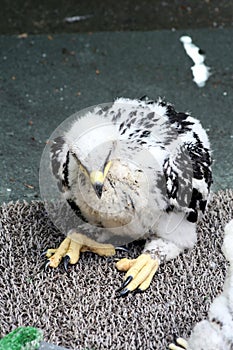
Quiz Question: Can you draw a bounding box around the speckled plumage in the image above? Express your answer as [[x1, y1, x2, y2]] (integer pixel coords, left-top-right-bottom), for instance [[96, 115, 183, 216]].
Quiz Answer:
[[51, 97, 212, 261]]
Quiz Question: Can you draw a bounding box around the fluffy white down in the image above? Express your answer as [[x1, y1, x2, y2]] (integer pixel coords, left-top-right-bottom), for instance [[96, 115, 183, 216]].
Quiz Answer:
[[172, 220, 233, 350]]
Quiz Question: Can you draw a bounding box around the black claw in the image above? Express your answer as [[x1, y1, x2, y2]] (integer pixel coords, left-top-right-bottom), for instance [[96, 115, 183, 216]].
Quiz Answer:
[[172, 334, 179, 342], [119, 288, 129, 297], [106, 256, 120, 263], [132, 288, 143, 295], [116, 275, 133, 292], [115, 246, 129, 253], [63, 255, 70, 272], [121, 275, 133, 288], [40, 250, 48, 258], [42, 260, 51, 272]]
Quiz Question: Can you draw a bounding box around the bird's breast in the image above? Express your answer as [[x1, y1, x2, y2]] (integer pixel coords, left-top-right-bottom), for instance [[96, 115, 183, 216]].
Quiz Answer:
[[72, 161, 154, 236]]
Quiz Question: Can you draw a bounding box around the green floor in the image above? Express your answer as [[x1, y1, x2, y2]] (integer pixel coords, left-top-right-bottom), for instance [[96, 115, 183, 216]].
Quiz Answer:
[[0, 28, 232, 202]]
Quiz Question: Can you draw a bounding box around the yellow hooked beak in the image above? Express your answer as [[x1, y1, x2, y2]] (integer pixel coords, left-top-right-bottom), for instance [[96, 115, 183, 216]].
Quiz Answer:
[[90, 161, 112, 199], [90, 171, 104, 198]]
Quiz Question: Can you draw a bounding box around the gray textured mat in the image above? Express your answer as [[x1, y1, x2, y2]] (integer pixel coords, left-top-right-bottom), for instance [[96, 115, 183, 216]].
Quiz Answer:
[[0, 190, 232, 349]]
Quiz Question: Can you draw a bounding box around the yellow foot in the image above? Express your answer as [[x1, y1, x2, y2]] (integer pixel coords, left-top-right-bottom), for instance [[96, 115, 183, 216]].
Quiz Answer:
[[116, 253, 159, 296], [168, 338, 188, 350], [44, 231, 116, 269]]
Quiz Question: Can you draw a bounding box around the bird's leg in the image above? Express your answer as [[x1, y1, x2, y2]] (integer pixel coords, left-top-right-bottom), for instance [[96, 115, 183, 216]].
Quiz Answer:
[[44, 230, 116, 269], [116, 237, 182, 296]]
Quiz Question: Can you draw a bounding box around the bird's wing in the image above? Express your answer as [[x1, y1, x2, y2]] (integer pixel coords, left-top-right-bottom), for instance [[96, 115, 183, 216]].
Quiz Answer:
[[162, 135, 212, 223], [154, 102, 213, 223], [185, 131, 212, 222]]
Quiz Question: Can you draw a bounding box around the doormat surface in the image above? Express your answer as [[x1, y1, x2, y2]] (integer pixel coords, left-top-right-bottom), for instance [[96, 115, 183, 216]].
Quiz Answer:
[[0, 190, 232, 349]]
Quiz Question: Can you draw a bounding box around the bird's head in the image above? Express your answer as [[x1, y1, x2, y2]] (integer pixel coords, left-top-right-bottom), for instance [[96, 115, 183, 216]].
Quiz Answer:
[[70, 141, 116, 199]]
